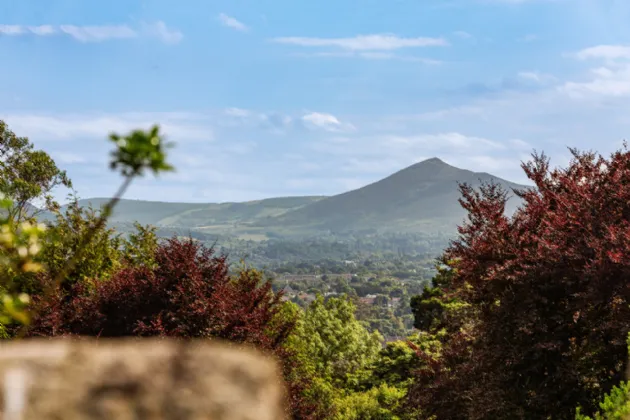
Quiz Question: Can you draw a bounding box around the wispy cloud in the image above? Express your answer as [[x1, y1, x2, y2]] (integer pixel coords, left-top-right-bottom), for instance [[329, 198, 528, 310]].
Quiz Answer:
[[301, 112, 355, 132], [271, 34, 449, 51], [141, 21, 183, 44], [291, 51, 442, 64], [0, 112, 212, 142], [574, 45, 630, 61], [222, 108, 293, 133], [58, 25, 137, 42], [561, 45, 630, 97], [0, 21, 182, 44], [218, 13, 249, 32]]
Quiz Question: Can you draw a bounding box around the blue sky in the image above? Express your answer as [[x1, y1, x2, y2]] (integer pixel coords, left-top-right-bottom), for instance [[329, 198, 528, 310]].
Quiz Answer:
[[2, 0, 630, 203]]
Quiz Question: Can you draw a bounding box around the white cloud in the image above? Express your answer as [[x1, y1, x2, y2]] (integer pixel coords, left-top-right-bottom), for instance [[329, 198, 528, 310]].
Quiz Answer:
[[301, 112, 355, 132], [222, 107, 294, 132], [0, 21, 182, 44], [0, 112, 213, 143], [0, 25, 27, 35], [574, 45, 630, 61], [141, 21, 183, 44], [27, 25, 56, 35], [561, 45, 630, 97], [272, 34, 448, 51], [218, 13, 249, 32], [59, 25, 136, 42]]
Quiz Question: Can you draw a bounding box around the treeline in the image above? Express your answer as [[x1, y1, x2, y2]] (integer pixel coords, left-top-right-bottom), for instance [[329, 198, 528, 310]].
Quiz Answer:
[[3, 119, 630, 418]]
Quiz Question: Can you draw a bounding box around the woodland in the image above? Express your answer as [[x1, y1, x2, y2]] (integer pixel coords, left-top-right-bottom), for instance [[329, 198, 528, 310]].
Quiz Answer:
[[2, 119, 630, 419]]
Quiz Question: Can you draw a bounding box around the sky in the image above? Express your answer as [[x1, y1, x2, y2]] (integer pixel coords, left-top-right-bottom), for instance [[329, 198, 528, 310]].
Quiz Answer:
[[2, 0, 630, 203]]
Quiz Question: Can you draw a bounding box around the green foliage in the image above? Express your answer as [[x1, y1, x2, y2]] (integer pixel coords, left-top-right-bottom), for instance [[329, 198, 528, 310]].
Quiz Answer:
[[576, 334, 630, 420], [282, 295, 414, 418], [122, 222, 159, 268], [39, 201, 124, 289], [0, 198, 46, 325], [371, 339, 423, 389], [0, 122, 173, 328], [0, 120, 72, 224], [108, 125, 174, 178], [575, 382, 630, 420], [410, 261, 471, 334], [44, 125, 174, 295], [290, 295, 383, 389], [335, 383, 407, 420]]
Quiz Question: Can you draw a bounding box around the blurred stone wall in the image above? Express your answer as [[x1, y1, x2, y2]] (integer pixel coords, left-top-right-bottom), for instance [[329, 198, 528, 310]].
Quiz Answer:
[[0, 339, 286, 420]]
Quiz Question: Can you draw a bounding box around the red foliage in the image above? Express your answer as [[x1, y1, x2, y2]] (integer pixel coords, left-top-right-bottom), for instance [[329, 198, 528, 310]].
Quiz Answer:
[[407, 148, 630, 419], [27, 238, 324, 419]]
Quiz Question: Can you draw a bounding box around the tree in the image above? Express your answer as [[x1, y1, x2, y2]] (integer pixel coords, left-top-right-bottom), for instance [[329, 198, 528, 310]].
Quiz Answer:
[[576, 334, 630, 420], [122, 222, 159, 269], [0, 124, 173, 328], [26, 237, 320, 419], [407, 147, 630, 419], [289, 295, 383, 390], [0, 120, 72, 224], [32, 201, 124, 295]]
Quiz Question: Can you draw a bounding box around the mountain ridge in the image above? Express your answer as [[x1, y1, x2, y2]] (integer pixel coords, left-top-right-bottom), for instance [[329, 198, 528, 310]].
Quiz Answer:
[[62, 158, 529, 239]]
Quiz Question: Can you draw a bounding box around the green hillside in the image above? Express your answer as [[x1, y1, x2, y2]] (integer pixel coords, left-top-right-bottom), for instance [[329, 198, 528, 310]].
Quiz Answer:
[[255, 158, 528, 235], [63, 158, 529, 240], [70, 196, 326, 230]]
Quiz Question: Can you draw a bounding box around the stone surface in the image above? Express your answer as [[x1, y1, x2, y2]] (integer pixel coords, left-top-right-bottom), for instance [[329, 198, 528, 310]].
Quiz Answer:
[[0, 339, 287, 420]]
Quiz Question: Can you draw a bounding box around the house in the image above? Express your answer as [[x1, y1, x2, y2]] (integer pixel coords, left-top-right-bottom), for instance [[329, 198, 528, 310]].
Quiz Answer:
[[297, 293, 317, 305], [359, 295, 377, 305], [280, 285, 296, 301]]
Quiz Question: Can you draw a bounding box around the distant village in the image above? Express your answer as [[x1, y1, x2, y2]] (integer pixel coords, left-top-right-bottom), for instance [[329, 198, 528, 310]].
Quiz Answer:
[[277, 273, 403, 309]]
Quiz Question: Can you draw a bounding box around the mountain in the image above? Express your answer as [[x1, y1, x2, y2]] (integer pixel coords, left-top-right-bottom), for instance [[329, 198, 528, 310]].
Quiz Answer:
[[253, 158, 528, 236], [61, 158, 529, 239], [67, 196, 325, 229]]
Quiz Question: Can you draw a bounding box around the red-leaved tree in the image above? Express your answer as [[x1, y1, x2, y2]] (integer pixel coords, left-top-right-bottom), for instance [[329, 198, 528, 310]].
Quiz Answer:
[[27, 237, 325, 419], [407, 147, 630, 419]]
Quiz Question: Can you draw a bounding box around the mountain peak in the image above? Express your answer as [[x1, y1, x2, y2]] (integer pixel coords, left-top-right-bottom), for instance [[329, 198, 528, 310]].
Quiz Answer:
[[419, 157, 447, 165]]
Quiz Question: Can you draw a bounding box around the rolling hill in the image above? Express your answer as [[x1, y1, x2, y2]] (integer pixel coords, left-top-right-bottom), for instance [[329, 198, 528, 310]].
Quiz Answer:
[[252, 158, 527, 236], [69, 196, 326, 228], [62, 158, 529, 239]]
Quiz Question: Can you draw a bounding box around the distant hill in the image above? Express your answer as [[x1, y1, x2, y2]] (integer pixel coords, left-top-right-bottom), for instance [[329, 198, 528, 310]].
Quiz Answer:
[[254, 158, 528, 236], [66, 196, 326, 230], [59, 158, 529, 239]]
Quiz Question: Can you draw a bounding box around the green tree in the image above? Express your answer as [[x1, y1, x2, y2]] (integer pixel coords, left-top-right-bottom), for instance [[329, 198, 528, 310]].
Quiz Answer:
[[36, 201, 124, 292], [291, 295, 383, 389], [575, 334, 630, 420], [0, 120, 72, 224], [122, 222, 159, 269], [1, 124, 173, 329]]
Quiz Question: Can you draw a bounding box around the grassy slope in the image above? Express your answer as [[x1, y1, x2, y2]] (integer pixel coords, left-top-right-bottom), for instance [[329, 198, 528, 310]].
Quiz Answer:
[[258, 158, 528, 235], [61, 158, 529, 239], [72, 196, 326, 228]]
